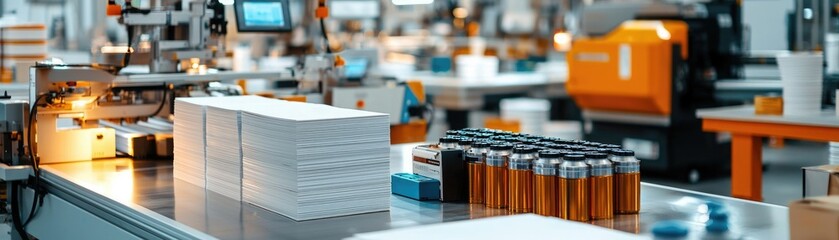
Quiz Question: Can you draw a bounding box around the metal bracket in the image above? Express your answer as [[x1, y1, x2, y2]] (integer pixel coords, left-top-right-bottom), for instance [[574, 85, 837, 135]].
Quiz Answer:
[[0, 163, 32, 181]]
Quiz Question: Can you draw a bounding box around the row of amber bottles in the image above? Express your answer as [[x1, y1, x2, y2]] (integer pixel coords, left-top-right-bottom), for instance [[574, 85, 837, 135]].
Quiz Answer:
[[467, 145, 641, 221]]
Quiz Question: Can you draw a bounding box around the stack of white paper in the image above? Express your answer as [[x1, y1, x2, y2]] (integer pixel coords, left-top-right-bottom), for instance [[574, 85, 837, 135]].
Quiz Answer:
[[173, 98, 215, 188], [205, 96, 269, 201], [241, 101, 391, 220], [346, 214, 649, 240]]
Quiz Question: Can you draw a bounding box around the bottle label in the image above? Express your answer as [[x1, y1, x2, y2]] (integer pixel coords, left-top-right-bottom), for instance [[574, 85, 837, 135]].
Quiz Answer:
[[486, 155, 507, 167], [509, 161, 531, 170]]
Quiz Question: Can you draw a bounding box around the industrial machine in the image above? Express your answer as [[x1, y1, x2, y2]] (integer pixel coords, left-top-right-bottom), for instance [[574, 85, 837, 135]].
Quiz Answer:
[[0, 99, 28, 166], [568, 1, 743, 181], [31, 65, 123, 164], [0, 0, 432, 237], [28, 0, 429, 164], [113, 0, 228, 73], [332, 80, 428, 143], [27, 0, 296, 164]]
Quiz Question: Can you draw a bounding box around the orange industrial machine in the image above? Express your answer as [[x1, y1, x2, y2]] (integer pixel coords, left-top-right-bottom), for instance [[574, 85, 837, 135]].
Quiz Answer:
[[567, 0, 742, 181], [568, 20, 687, 116]]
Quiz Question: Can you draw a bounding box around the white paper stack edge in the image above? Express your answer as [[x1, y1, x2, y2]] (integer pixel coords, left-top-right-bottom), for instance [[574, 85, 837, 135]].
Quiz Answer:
[[204, 96, 270, 201], [173, 98, 216, 188], [241, 100, 391, 221], [500, 98, 550, 135]]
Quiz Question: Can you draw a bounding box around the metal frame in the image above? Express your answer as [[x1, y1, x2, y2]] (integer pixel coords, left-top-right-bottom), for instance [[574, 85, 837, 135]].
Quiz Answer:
[[31, 169, 214, 240]]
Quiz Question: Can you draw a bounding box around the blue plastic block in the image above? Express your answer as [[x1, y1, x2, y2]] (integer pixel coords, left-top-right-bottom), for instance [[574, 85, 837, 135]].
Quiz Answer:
[[391, 173, 440, 201]]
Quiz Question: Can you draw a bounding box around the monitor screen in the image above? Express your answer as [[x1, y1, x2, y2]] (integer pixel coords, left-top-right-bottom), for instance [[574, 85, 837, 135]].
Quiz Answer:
[[344, 58, 369, 80], [235, 0, 292, 32]]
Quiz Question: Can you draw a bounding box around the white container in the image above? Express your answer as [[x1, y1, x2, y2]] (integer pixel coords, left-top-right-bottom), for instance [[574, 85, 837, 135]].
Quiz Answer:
[[827, 34, 839, 74], [777, 52, 824, 116], [456, 55, 499, 81], [543, 121, 582, 140]]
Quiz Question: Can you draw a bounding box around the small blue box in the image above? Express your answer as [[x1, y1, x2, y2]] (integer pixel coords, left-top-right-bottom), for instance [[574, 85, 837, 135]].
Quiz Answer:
[[391, 173, 440, 201], [430, 56, 452, 73]]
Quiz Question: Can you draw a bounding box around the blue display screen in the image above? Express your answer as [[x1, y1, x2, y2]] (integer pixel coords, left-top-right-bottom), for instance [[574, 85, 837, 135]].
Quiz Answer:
[[242, 2, 286, 27], [344, 58, 369, 79]]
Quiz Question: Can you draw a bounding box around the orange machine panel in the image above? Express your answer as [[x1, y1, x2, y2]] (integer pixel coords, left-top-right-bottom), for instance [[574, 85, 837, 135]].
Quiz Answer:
[[567, 20, 688, 116]]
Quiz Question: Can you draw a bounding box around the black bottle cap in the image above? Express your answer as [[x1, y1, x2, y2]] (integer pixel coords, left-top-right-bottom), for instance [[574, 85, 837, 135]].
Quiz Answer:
[[584, 152, 609, 159], [472, 141, 491, 148], [439, 137, 459, 143], [460, 132, 478, 137], [563, 154, 586, 161], [490, 144, 514, 150], [538, 150, 561, 159], [513, 146, 537, 154], [613, 150, 636, 157]]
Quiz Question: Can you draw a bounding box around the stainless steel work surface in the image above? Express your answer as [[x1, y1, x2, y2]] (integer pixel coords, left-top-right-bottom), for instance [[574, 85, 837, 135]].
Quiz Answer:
[[39, 144, 789, 240]]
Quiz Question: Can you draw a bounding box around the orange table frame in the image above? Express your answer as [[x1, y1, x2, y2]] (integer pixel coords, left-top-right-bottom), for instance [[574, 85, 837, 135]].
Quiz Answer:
[[702, 118, 839, 201]]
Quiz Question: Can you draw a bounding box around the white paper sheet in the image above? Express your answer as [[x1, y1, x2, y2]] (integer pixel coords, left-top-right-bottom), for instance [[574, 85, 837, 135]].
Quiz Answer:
[[348, 214, 650, 240]]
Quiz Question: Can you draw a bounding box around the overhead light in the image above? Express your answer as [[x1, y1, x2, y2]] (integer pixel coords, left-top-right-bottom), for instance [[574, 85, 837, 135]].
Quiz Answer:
[[219, 0, 234, 5], [392, 0, 433, 6], [453, 7, 468, 19], [553, 32, 572, 51], [100, 46, 134, 53]]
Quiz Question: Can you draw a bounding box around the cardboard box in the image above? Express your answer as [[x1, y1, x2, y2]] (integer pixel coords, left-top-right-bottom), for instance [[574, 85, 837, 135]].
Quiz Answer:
[[789, 196, 839, 240], [802, 165, 839, 198]]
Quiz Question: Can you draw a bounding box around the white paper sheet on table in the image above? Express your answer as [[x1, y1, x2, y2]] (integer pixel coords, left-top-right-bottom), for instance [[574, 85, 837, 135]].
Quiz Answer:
[[346, 214, 649, 240]]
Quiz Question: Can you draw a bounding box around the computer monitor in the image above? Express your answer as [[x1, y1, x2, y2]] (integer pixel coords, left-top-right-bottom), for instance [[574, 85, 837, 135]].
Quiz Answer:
[[343, 58, 369, 81], [234, 0, 292, 32]]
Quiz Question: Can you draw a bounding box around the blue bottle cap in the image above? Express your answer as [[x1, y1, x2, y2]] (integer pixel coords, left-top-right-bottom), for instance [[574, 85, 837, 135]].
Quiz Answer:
[[705, 220, 729, 233], [709, 209, 730, 221], [705, 200, 725, 212], [651, 220, 689, 238]]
